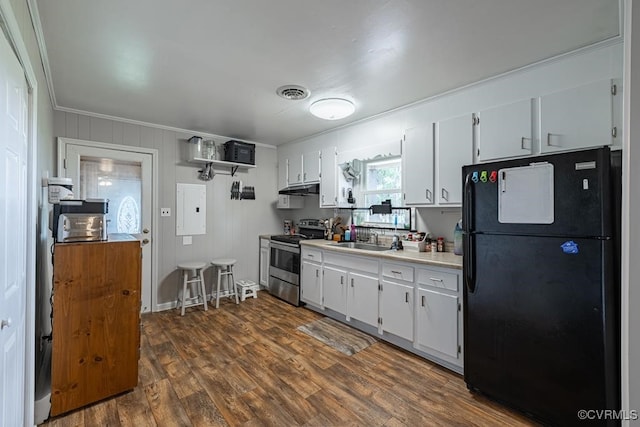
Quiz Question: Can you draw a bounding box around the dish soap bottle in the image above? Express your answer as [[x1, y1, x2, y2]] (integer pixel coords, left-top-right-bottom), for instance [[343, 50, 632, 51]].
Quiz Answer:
[[453, 219, 463, 255]]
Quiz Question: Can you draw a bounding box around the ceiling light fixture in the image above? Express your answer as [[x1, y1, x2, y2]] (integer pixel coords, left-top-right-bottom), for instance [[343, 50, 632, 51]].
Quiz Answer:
[[309, 98, 355, 120]]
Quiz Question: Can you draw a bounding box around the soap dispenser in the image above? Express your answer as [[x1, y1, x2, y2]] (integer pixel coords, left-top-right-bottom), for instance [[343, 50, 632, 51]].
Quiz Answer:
[[454, 219, 463, 255]]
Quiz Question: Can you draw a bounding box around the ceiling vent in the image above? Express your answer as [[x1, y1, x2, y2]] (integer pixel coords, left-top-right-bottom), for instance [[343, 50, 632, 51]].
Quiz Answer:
[[276, 85, 310, 100]]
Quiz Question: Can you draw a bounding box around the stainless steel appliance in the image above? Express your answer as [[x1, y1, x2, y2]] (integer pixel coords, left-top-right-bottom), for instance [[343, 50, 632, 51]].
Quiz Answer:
[[57, 213, 107, 242], [462, 147, 621, 426], [52, 199, 109, 242], [268, 219, 325, 306]]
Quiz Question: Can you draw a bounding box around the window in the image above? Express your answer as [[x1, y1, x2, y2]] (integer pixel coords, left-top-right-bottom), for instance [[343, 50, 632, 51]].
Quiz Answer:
[[353, 157, 409, 228]]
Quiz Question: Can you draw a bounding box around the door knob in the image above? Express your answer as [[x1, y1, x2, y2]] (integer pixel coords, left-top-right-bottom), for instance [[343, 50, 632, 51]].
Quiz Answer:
[[142, 238, 150, 245], [143, 228, 150, 234], [1, 318, 12, 330]]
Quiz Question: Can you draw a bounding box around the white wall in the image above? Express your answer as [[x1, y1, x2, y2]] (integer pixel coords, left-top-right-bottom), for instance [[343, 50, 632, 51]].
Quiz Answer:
[[53, 111, 283, 308]]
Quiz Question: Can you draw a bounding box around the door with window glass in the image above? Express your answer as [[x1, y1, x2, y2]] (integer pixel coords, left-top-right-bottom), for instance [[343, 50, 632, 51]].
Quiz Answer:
[[62, 143, 153, 312]]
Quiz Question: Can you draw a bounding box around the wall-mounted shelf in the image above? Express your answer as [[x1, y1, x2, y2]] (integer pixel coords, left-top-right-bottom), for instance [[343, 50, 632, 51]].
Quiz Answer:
[[189, 158, 256, 176]]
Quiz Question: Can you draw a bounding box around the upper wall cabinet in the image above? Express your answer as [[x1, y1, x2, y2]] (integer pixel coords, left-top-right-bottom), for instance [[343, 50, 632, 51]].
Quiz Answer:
[[403, 125, 435, 206], [476, 99, 533, 162], [436, 114, 473, 206], [285, 150, 320, 186], [320, 146, 338, 208], [540, 79, 616, 154]]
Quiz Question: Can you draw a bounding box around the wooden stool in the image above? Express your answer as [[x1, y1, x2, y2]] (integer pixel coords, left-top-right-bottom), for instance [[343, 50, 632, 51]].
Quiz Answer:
[[177, 261, 208, 316], [211, 258, 239, 308], [236, 279, 259, 301]]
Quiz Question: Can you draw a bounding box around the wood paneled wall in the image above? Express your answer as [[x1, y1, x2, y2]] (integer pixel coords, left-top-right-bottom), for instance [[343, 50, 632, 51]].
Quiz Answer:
[[54, 111, 282, 309]]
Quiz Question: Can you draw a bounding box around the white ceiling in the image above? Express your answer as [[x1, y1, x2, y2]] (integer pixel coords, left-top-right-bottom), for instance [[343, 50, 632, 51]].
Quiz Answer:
[[33, 0, 620, 146]]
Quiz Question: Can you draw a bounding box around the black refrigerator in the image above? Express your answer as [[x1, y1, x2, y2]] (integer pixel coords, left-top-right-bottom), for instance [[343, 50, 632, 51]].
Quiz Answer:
[[462, 147, 621, 426]]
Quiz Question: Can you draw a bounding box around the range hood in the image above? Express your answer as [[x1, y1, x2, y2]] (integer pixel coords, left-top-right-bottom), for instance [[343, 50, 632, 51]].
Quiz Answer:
[[278, 183, 320, 196]]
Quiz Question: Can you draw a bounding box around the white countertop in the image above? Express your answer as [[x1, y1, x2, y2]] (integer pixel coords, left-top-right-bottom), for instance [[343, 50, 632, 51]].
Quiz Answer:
[[299, 239, 462, 270]]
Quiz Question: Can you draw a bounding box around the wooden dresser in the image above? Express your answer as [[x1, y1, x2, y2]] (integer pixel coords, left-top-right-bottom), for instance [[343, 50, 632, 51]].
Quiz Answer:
[[51, 234, 141, 416]]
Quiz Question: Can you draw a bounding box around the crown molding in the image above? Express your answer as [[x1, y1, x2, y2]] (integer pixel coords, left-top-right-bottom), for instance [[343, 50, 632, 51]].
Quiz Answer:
[[27, 0, 56, 109]]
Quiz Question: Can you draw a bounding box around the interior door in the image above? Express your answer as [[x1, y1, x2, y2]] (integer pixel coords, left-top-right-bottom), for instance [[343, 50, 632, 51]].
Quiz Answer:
[[0, 28, 28, 426], [63, 144, 153, 312]]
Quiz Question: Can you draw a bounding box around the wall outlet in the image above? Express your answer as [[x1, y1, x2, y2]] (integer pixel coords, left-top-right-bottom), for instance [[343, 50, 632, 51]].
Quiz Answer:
[[161, 208, 171, 217]]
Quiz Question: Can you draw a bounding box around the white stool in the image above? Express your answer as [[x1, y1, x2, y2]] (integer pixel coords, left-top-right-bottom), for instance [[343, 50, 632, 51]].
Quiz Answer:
[[177, 261, 209, 316], [211, 258, 239, 308], [236, 279, 259, 301]]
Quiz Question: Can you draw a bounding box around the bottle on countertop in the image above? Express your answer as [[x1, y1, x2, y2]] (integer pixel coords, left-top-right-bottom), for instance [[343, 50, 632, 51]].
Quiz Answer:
[[454, 219, 463, 255]]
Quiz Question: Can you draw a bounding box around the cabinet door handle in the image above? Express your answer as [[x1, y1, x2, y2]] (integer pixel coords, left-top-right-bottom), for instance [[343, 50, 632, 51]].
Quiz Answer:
[[405, 292, 409, 303], [426, 189, 432, 202], [340, 276, 344, 285], [297, 173, 301, 181], [321, 195, 325, 203], [441, 188, 449, 201], [546, 133, 561, 147], [316, 269, 319, 278], [521, 137, 531, 150], [304, 172, 307, 180], [429, 277, 443, 282], [351, 278, 354, 288], [421, 295, 425, 307]]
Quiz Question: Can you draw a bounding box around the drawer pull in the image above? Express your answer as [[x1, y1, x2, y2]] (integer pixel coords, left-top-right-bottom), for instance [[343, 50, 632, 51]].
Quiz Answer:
[[405, 292, 409, 303], [391, 270, 402, 275], [308, 254, 314, 258], [421, 295, 425, 307], [429, 277, 444, 282]]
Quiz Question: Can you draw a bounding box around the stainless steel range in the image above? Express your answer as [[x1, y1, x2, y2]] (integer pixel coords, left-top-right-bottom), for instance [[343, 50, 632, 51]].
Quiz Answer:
[[269, 219, 325, 306]]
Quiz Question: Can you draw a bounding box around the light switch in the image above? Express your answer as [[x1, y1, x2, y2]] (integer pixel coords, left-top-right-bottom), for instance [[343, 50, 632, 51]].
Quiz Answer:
[[183, 236, 192, 245]]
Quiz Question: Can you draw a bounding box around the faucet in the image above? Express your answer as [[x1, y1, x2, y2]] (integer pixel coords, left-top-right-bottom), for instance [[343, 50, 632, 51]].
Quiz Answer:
[[370, 232, 379, 246]]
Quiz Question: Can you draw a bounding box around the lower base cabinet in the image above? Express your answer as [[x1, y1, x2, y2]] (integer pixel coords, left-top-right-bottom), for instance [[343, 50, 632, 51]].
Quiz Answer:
[[301, 259, 322, 306], [416, 288, 459, 359], [301, 244, 462, 372], [323, 265, 347, 313], [259, 237, 270, 288], [347, 271, 379, 327], [380, 280, 414, 341]]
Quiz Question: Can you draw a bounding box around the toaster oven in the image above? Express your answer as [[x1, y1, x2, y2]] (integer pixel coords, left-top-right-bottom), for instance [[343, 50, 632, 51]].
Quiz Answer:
[[57, 213, 107, 243]]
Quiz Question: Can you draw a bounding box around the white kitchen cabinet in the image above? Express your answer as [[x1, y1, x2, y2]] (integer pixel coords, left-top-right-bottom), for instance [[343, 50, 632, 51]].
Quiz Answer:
[[380, 280, 414, 341], [436, 114, 473, 205], [320, 146, 338, 207], [284, 150, 320, 187], [277, 194, 303, 209], [403, 125, 435, 206], [540, 79, 615, 153], [477, 98, 533, 162], [259, 238, 270, 288], [277, 158, 288, 191], [303, 150, 321, 183], [287, 155, 304, 185], [301, 259, 322, 307], [322, 265, 347, 313], [416, 287, 459, 359], [346, 271, 379, 328]]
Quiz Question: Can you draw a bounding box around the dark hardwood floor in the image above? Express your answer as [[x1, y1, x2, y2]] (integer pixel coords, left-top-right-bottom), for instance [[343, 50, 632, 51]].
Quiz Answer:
[[42, 291, 537, 426]]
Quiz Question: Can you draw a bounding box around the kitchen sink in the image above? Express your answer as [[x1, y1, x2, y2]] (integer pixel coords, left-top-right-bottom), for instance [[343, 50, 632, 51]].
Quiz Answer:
[[332, 241, 390, 252]]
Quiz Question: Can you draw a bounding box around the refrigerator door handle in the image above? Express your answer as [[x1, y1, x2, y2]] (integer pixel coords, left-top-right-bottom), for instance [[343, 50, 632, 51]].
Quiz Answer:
[[463, 172, 474, 232], [464, 233, 476, 293], [463, 172, 476, 293]]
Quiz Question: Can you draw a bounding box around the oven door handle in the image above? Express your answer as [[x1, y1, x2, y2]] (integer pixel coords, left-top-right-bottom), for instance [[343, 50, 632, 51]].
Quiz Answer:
[[270, 241, 300, 254]]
